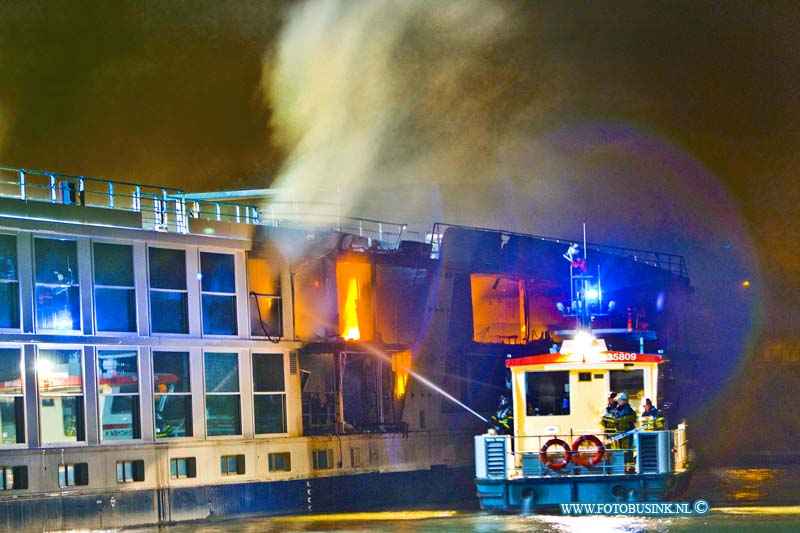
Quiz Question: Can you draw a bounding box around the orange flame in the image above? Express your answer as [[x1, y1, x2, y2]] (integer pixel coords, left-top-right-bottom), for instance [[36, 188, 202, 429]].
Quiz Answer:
[[392, 351, 411, 399], [341, 277, 361, 340]]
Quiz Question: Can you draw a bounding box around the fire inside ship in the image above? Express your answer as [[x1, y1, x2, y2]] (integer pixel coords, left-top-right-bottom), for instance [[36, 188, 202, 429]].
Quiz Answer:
[[0, 165, 691, 529]]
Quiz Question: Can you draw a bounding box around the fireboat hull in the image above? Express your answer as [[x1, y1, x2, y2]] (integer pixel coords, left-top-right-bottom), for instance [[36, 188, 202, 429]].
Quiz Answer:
[[475, 467, 694, 513]]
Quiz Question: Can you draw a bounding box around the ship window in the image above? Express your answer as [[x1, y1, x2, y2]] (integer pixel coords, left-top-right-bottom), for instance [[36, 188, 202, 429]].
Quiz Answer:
[[38, 349, 85, 443], [376, 266, 430, 345], [149, 248, 188, 334], [0, 348, 24, 445], [268, 452, 291, 472], [93, 243, 136, 332], [204, 352, 241, 436], [525, 371, 570, 416], [170, 457, 197, 479], [220, 454, 245, 475], [58, 463, 88, 487], [610, 369, 645, 413], [246, 254, 282, 338], [336, 262, 374, 341], [312, 449, 333, 470], [200, 252, 237, 336], [471, 274, 526, 344], [0, 235, 20, 329], [34, 238, 80, 331], [0, 466, 27, 490], [98, 350, 141, 441], [252, 353, 287, 434], [350, 448, 361, 468], [116, 460, 144, 483], [152, 351, 193, 438]]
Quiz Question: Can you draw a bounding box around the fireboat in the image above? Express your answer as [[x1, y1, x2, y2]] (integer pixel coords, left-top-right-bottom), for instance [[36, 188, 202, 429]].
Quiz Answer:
[[473, 238, 694, 512]]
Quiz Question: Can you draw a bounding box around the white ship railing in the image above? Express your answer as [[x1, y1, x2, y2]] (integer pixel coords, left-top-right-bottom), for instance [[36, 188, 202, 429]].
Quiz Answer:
[[475, 425, 688, 480], [0, 166, 409, 244], [0, 166, 262, 233]]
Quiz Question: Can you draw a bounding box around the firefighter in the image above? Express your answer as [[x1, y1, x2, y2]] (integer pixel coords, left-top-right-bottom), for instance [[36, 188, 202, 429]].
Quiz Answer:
[[641, 398, 665, 430], [491, 395, 514, 435], [614, 393, 636, 428], [614, 392, 636, 467], [601, 391, 618, 433], [642, 398, 659, 418]]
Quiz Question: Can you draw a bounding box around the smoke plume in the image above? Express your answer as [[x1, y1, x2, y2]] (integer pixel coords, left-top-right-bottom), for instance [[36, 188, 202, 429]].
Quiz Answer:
[[266, 0, 566, 230]]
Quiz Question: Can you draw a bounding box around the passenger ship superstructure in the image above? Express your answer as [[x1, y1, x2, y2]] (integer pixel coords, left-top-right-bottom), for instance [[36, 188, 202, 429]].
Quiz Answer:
[[0, 166, 693, 529]]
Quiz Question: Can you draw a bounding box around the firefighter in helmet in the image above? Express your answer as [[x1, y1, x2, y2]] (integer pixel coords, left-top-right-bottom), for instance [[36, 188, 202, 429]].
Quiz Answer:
[[491, 395, 514, 435], [601, 391, 618, 432], [614, 392, 636, 467], [641, 398, 665, 430]]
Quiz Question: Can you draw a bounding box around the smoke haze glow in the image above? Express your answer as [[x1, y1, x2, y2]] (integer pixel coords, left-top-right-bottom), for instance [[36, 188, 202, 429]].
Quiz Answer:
[[266, 0, 760, 412]]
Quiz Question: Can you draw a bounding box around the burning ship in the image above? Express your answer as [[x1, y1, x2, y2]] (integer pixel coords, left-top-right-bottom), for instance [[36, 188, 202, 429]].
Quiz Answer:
[[0, 165, 691, 529]]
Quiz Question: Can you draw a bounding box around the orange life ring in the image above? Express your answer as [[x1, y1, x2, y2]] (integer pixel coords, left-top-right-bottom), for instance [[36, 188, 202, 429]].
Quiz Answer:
[[539, 438, 572, 470], [571, 434, 605, 467]]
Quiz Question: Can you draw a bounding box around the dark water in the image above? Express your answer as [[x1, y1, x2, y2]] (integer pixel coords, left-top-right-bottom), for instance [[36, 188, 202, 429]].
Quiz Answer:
[[133, 465, 800, 533]]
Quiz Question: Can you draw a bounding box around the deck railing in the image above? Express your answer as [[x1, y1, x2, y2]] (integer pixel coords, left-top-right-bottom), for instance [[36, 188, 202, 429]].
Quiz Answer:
[[0, 166, 410, 244], [476, 426, 688, 480], [257, 204, 408, 246], [0, 166, 261, 234], [431, 222, 689, 279]]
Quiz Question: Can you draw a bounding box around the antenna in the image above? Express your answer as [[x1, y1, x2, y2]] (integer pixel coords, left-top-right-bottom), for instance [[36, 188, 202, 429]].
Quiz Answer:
[[583, 222, 587, 261]]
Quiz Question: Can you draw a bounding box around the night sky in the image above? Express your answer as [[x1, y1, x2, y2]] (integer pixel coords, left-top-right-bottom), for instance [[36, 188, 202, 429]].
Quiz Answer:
[[1, 2, 798, 407]]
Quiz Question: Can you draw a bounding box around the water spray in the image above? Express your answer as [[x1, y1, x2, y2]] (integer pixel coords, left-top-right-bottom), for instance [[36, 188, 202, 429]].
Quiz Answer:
[[359, 342, 488, 423]]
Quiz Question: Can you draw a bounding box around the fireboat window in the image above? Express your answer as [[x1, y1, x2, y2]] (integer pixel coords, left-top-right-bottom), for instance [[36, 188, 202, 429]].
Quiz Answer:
[[148, 247, 188, 334], [152, 351, 192, 438], [200, 252, 237, 336], [93, 243, 136, 333], [0, 348, 24, 445], [97, 350, 141, 441], [38, 349, 85, 443], [610, 369, 645, 413], [204, 352, 241, 436], [0, 234, 20, 329], [34, 238, 80, 331], [525, 371, 570, 416], [252, 353, 287, 434]]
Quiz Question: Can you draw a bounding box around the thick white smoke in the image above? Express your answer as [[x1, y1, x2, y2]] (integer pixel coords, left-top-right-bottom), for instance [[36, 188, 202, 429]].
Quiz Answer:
[[265, 0, 564, 231]]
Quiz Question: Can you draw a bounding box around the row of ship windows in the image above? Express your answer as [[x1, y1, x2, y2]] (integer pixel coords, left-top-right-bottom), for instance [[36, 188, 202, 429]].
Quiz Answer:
[[0, 449, 341, 491], [0, 347, 288, 445], [0, 234, 282, 336]]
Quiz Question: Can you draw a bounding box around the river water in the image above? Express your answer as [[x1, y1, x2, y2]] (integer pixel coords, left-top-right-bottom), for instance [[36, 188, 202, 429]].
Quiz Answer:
[[132, 465, 800, 532]]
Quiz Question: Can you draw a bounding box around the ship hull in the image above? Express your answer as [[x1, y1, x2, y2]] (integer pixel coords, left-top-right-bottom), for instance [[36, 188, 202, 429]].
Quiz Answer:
[[0, 466, 477, 530]]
